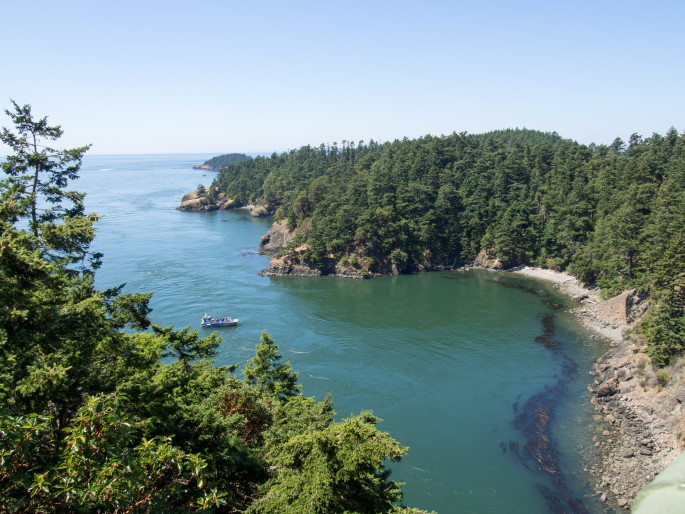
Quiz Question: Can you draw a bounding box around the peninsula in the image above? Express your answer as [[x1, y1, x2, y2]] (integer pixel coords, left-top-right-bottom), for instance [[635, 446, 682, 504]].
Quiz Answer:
[[192, 152, 250, 170]]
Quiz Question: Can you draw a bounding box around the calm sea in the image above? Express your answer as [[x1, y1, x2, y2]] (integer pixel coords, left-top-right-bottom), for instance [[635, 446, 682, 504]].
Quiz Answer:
[[77, 154, 610, 513]]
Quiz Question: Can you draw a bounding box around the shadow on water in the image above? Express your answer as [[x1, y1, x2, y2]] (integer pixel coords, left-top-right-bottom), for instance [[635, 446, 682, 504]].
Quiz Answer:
[[443, 271, 563, 307], [439, 272, 468, 279], [484, 275, 566, 311], [484, 277, 544, 296], [503, 314, 589, 514]]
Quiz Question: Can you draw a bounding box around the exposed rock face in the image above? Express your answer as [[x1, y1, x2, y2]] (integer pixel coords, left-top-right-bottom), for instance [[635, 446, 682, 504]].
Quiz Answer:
[[259, 220, 295, 255], [593, 289, 645, 327], [258, 256, 323, 277], [586, 335, 684, 510], [572, 288, 685, 511], [571, 289, 645, 342], [250, 204, 272, 217], [258, 224, 365, 277], [258, 255, 374, 279], [192, 164, 215, 170], [473, 250, 504, 269], [178, 189, 233, 212]]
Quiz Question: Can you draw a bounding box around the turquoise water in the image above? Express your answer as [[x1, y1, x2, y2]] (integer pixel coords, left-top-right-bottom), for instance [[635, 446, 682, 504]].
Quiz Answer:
[[78, 154, 610, 513]]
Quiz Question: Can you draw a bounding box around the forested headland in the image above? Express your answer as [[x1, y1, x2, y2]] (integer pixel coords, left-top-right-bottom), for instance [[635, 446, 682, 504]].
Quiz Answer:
[[207, 129, 685, 365], [0, 102, 427, 512], [194, 152, 251, 170]]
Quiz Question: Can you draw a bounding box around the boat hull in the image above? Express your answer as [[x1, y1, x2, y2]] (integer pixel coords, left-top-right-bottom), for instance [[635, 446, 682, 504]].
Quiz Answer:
[[201, 320, 238, 327]]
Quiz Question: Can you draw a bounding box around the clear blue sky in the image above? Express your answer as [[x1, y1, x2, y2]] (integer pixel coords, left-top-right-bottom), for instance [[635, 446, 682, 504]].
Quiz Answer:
[[2, 0, 683, 155]]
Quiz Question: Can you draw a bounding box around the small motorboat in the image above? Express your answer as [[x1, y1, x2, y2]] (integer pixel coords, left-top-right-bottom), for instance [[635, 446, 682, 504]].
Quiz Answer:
[[201, 313, 239, 327]]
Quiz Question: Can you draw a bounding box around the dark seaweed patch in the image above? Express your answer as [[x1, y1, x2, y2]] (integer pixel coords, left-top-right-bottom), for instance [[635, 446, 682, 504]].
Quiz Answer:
[[483, 276, 568, 311], [440, 273, 468, 279], [543, 299, 564, 310], [535, 314, 558, 349], [502, 314, 588, 513], [484, 277, 543, 296]]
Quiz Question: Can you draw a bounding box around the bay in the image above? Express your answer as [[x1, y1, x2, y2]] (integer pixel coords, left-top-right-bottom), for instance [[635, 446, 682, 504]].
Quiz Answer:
[[77, 154, 609, 513]]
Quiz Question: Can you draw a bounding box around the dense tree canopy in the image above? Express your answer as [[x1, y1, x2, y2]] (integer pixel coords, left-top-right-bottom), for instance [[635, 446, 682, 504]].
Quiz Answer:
[[0, 102, 424, 512], [201, 152, 251, 170], [211, 128, 685, 365]]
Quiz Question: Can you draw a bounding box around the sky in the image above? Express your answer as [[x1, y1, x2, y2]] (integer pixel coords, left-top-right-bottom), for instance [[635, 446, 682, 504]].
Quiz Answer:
[[2, 0, 683, 155]]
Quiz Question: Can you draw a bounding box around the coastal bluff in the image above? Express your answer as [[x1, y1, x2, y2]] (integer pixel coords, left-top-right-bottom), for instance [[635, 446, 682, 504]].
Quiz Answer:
[[259, 219, 295, 255], [178, 189, 233, 212], [177, 189, 273, 216], [257, 219, 466, 278]]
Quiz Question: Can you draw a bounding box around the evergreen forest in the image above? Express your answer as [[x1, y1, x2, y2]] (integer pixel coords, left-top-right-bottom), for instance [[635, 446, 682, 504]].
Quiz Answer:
[[2, 99, 684, 511], [210, 129, 685, 365], [201, 152, 251, 170], [0, 102, 427, 512]]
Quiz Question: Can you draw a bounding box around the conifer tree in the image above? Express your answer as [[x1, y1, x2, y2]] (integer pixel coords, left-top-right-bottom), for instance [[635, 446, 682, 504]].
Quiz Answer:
[[1, 102, 424, 512], [243, 331, 301, 401], [1, 101, 91, 250]]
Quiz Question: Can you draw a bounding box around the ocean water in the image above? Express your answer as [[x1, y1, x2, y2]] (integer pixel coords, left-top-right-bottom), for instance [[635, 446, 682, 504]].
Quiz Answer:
[[77, 154, 611, 513]]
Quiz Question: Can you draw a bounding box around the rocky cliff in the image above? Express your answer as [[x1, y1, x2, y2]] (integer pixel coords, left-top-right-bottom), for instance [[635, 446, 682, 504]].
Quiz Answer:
[[258, 220, 295, 255], [178, 189, 233, 212], [178, 190, 274, 216]]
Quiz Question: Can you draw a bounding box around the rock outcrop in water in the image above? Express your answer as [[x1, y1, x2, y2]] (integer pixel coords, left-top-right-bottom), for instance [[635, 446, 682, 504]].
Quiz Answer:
[[178, 189, 272, 216], [178, 189, 233, 212]]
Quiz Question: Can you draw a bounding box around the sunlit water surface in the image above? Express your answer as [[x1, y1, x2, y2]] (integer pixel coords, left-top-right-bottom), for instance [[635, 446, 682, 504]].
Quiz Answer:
[[77, 154, 610, 513]]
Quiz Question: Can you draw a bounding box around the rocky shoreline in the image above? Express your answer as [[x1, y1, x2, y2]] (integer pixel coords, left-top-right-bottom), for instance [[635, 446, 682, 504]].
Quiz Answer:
[[259, 235, 685, 509], [177, 189, 272, 216], [511, 267, 684, 511], [185, 206, 685, 510], [192, 164, 216, 170]]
